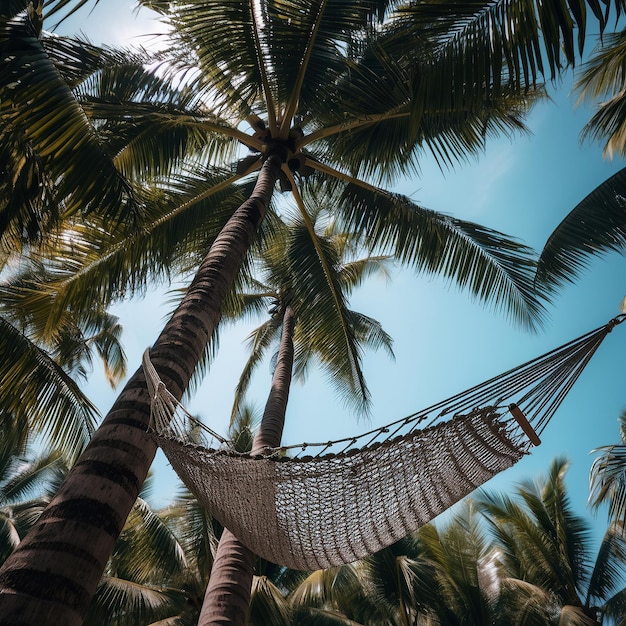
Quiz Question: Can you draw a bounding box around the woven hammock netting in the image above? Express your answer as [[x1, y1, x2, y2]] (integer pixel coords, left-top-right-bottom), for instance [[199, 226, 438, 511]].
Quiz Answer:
[[145, 315, 625, 571]]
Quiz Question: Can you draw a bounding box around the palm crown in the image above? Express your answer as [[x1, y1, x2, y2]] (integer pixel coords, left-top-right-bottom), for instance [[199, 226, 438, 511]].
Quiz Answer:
[[223, 210, 394, 419], [4, 0, 569, 336]]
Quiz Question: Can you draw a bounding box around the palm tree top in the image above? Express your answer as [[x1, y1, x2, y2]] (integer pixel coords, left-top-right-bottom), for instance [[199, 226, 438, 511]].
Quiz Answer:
[[3, 0, 582, 335], [223, 210, 395, 418]]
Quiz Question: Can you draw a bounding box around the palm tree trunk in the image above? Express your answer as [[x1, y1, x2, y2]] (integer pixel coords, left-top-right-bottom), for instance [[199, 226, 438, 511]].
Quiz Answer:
[[0, 154, 283, 626], [198, 304, 295, 626]]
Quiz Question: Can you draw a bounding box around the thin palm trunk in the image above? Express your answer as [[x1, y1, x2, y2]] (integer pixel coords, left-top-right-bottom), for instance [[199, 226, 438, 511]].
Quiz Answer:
[[0, 155, 283, 626], [198, 304, 295, 626]]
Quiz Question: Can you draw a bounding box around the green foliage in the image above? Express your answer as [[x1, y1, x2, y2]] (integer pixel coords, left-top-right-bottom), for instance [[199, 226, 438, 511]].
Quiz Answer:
[[0, 415, 67, 566], [224, 213, 395, 419]]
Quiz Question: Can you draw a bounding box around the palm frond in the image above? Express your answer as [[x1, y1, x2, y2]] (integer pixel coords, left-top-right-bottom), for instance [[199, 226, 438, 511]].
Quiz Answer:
[[536, 166, 626, 291], [271, 0, 392, 135], [0, 315, 97, 460], [230, 317, 281, 423], [601, 584, 626, 624], [1, 449, 65, 504], [576, 30, 626, 158], [0, 17, 134, 222], [20, 165, 245, 330], [249, 575, 291, 626], [161, 489, 219, 580], [338, 256, 393, 292], [155, 0, 263, 117], [110, 496, 187, 584], [331, 179, 547, 329], [586, 522, 626, 608], [287, 189, 370, 413], [85, 575, 183, 626], [289, 566, 363, 610], [0, 517, 21, 566], [590, 439, 626, 523], [395, 0, 608, 90]]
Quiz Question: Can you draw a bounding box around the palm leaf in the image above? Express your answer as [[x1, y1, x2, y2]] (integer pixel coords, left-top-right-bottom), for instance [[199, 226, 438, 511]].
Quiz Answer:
[[319, 27, 542, 181], [20, 165, 246, 331], [601, 584, 626, 625], [230, 317, 281, 422], [110, 496, 187, 584], [536, 166, 626, 290], [0, 17, 134, 221], [249, 575, 291, 626], [586, 522, 626, 608], [328, 178, 547, 329], [0, 316, 97, 459], [576, 30, 626, 158], [590, 440, 626, 524], [85, 576, 183, 626], [396, 0, 609, 90], [1, 449, 65, 504]]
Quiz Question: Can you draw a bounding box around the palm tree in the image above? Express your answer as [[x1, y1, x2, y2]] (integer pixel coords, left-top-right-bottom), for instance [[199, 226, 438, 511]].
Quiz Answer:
[[1, 5, 139, 458], [0, 0, 610, 621], [199, 214, 393, 624], [226, 210, 394, 419], [479, 457, 626, 624]]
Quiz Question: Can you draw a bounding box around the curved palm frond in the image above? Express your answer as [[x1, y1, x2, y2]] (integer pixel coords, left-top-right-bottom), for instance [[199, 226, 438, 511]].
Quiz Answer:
[[586, 521, 626, 609], [0, 316, 97, 459], [1, 259, 127, 386], [324, 176, 547, 329], [1, 449, 65, 505], [589, 411, 626, 524], [0, 16, 134, 224], [1, 0, 85, 27], [162, 489, 219, 586], [108, 496, 187, 584], [289, 565, 378, 626], [576, 29, 626, 158], [229, 316, 281, 423], [146, 0, 263, 118], [248, 575, 291, 626], [415, 504, 501, 623], [338, 255, 393, 292], [601, 584, 626, 624], [45, 36, 245, 174], [85, 576, 183, 626], [318, 32, 543, 182], [396, 0, 612, 90], [83, 308, 127, 386], [17, 165, 247, 332], [0, 418, 69, 566], [269, 0, 392, 137], [536, 167, 626, 291]]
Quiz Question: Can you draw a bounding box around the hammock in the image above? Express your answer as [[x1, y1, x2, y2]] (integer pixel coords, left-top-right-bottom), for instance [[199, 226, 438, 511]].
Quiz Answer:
[[145, 315, 625, 570]]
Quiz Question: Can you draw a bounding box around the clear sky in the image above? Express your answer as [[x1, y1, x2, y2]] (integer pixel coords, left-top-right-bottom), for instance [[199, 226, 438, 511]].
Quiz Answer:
[[58, 1, 626, 549]]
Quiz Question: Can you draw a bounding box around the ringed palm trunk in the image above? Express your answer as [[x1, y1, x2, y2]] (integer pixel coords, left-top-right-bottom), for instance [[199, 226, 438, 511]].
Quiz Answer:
[[199, 304, 295, 626], [0, 154, 283, 626]]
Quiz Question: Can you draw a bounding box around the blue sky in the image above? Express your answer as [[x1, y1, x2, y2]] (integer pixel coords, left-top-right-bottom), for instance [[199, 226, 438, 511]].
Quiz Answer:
[[60, 2, 626, 548]]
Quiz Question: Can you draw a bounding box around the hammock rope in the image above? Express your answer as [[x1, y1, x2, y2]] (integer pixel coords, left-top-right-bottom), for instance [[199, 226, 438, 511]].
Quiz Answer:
[[144, 314, 625, 570]]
